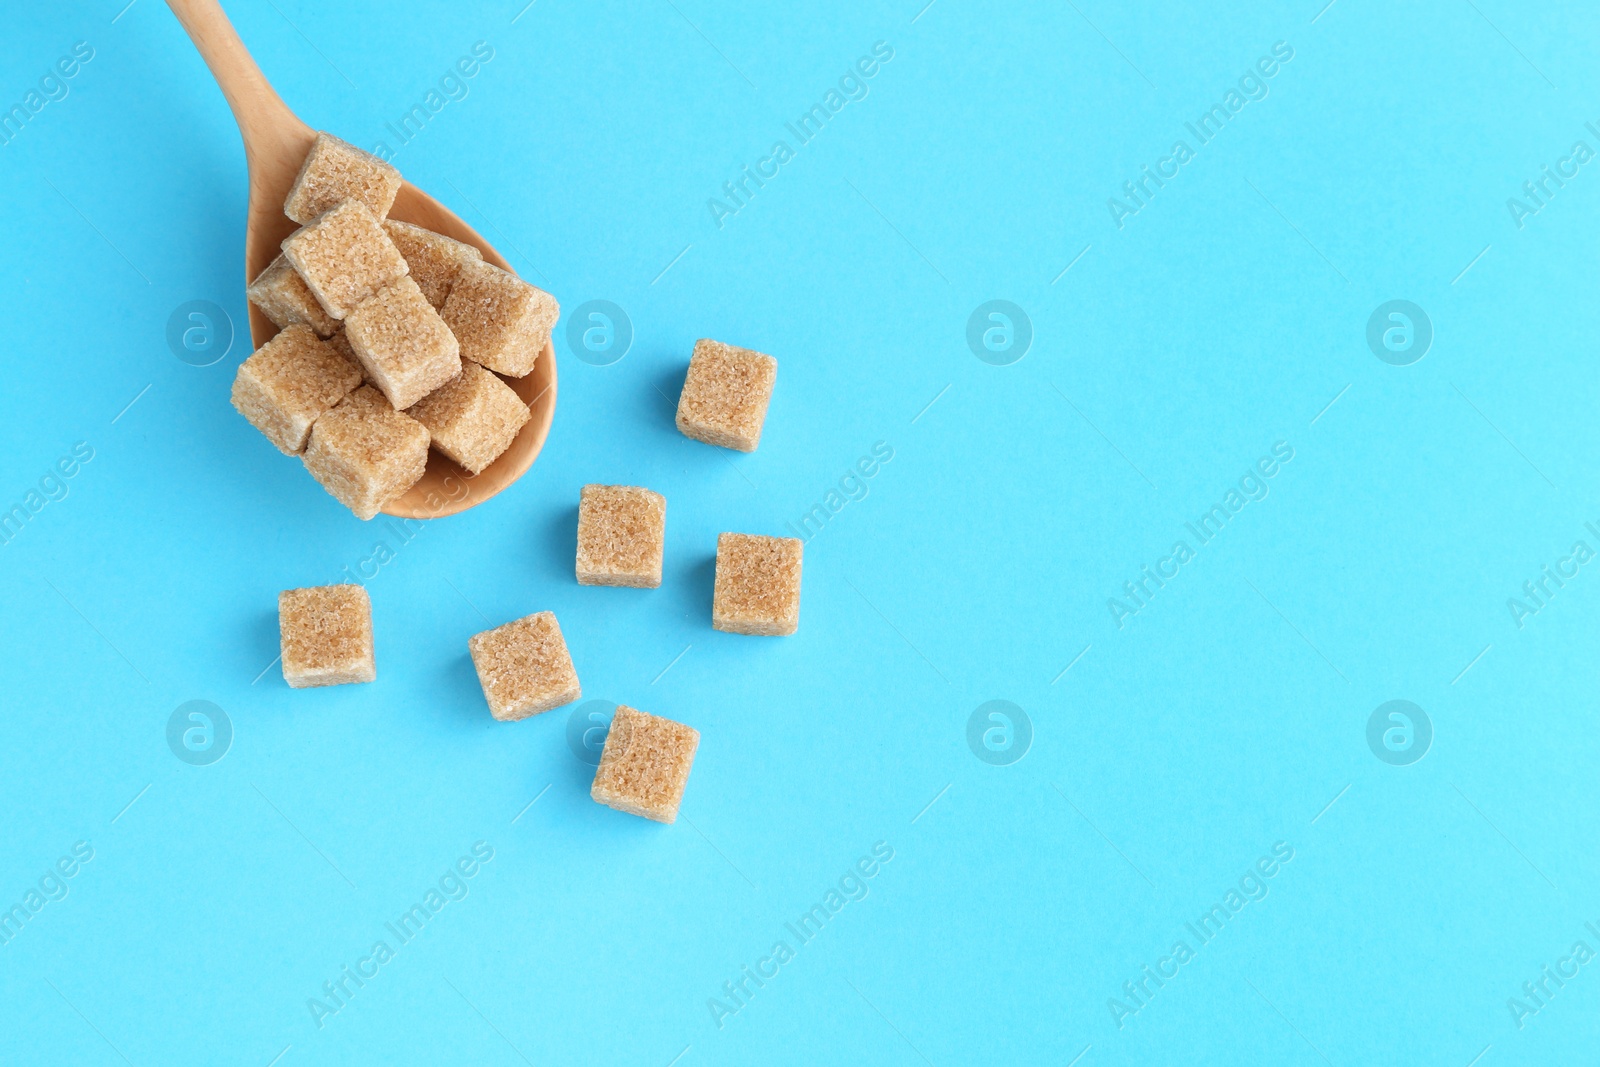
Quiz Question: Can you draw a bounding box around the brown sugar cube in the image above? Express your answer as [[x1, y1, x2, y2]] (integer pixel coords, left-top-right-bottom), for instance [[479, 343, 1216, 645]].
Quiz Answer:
[[712, 533, 802, 636], [247, 253, 339, 337], [407, 362, 529, 475], [326, 327, 362, 375], [278, 584, 375, 687], [283, 131, 402, 225], [328, 328, 381, 391], [590, 705, 699, 824], [230, 324, 362, 455], [675, 339, 777, 452], [467, 611, 581, 721], [344, 276, 462, 410], [281, 200, 409, 320], [302, 386, 429, 520], [383, 220, 483, 309], [440, 259, 558, 377], [575, 485, 665, 588]]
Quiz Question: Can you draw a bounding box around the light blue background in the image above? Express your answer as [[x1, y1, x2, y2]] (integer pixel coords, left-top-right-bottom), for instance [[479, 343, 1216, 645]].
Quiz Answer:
[[1, 0, 1596, 1063]]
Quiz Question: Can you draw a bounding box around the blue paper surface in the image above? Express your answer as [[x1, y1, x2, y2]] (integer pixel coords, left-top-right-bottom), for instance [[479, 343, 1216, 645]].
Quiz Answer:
[[1, 1, 1596, 1063]]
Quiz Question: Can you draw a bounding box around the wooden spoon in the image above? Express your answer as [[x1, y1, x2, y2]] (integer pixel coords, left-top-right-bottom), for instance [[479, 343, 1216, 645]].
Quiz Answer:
[[165, 0, 555, 519]]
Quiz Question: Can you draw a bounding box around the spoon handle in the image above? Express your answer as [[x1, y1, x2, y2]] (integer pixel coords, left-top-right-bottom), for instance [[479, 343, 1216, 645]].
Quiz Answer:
[[164, 0, 312, 178]]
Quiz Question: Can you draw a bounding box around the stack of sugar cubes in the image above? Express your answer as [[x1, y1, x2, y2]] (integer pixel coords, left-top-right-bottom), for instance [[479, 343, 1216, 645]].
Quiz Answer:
[[232, 132, 558, 519]]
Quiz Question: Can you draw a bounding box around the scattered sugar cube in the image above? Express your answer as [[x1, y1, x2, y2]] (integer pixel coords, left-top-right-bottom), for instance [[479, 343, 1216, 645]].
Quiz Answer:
[[302, 385, 430, 520], [383, 220, 482, 309], [281, 200, 409, 320], [231, 324, 362, 455], [407, 361, 529, 475], [344, 275, 462, 410], [278, 584, 375, 688], [467, 611, 581, 721], [284, 131, 402, 225], [440, 259, 558, 377], [247, 253, 339, 337], [675, 340, 777, 452], [590, 705, 699, 824], [712, 533, 802, 635], [576, 484, 666, 588]]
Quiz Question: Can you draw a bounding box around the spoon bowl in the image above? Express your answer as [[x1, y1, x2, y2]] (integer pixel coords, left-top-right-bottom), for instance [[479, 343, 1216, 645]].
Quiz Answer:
[[166, 0, 554, 519]]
